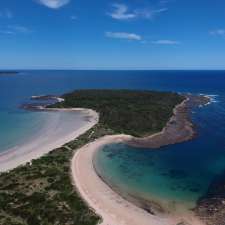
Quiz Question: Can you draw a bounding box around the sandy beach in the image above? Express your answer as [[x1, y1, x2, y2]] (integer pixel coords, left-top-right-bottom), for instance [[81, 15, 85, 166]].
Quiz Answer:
[[71, 97, 209, 225], [0, 94, 209, 224], [0, 108, 98, 172], [71, 134, 205, 225]]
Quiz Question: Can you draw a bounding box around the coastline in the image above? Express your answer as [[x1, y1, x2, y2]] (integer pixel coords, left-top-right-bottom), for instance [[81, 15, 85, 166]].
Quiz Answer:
[[71, 95, 209, 225], [72, 137, 204, 225], [0, 108, 98, 172], [0, 91, 210, 224], [126, 94, 209, 148]]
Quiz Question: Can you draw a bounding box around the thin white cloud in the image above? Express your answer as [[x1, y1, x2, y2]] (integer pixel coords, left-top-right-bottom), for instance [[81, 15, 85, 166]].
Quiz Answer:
[[210, 29, 225, 37], [0, 9, 13, 19], [160, 0, 170, 5], [108, 4, 136, 20], [136, 8, 168, 19], [36, 0, 70, 9], [0, 25, 32, 35], [10, 25, 32, 33], [108, 3, 167, 20], [151, 40, 180, 45], [0, 30, 14, 35], [105, 31, 142, 41], [152, 8, 168, 14]]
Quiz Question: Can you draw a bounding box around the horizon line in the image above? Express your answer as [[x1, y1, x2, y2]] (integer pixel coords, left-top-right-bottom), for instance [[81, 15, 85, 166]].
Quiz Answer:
[[1, 68, 225, 71]]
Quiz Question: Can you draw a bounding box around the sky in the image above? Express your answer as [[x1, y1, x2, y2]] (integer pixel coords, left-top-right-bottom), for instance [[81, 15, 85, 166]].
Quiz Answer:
[[0, 0, 225, 70]]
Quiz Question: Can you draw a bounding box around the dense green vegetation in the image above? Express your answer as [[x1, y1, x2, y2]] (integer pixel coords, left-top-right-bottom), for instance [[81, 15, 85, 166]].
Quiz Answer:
[[0, 90, 183, 225], [52, 90, 184, 136], [0, 125, 114, 225]]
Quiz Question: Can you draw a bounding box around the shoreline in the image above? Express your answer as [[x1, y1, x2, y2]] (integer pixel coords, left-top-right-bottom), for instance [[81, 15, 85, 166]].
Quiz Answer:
[[0, 92, 210, 224], [0, 108, 99, 172], [126, 94, 209, 148], [71, 95, 209, 225], [72, 136, 204, 225]]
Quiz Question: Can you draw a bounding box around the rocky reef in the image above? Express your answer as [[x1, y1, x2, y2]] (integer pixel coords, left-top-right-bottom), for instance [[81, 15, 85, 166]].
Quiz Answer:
[[195, 170, 225, 225]]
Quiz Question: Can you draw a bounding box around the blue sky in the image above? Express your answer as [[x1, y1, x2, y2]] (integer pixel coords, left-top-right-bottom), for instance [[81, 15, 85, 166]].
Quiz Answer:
[[0, 0, 225, 69]]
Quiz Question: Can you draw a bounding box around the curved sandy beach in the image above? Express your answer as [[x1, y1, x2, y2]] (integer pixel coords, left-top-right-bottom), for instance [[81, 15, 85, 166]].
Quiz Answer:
[[71, 97, 209, 225], [0, 94, 209, 224], [71, 134, 205, 225], [0, 108, 98, 172]]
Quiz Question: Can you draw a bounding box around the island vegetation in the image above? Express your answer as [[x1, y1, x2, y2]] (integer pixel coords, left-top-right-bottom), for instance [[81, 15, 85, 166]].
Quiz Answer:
[[51, 89, 184, 137], [0, 71, 19, 76], [0, 89, 184, 225]]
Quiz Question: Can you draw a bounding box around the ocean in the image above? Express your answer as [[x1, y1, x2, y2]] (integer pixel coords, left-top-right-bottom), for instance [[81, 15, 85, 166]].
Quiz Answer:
[[0, 70, 225, 209]]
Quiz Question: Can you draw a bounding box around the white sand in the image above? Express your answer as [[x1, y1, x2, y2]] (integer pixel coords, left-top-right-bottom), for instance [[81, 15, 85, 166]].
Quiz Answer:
[[0, 108, 98, 172], [0, 100, 207, 224], [71, 134, 205, 225]]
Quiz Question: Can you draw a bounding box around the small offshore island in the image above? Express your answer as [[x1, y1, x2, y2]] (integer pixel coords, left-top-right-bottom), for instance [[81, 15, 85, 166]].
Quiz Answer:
[[0, 71, 19, 76], [0, 89, 218, 225]]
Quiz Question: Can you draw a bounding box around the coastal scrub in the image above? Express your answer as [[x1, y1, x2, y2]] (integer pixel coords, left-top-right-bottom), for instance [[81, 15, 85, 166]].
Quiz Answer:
[[0, 90, 184, 225]]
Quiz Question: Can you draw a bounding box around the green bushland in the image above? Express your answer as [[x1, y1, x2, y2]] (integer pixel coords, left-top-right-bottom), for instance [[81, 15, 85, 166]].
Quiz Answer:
[[0, 90, 183, 225], [51, 90, 184, 137]]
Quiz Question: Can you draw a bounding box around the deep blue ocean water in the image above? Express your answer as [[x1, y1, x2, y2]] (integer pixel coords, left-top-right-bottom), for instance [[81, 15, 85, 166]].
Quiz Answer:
[[0, 70, 225, 209]]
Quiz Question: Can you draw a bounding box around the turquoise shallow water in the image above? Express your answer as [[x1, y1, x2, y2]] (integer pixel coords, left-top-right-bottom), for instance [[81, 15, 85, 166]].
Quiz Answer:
[[1, 70, 225, 209], [95, 94, 225, 210], [0, 110, 51, 151]]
